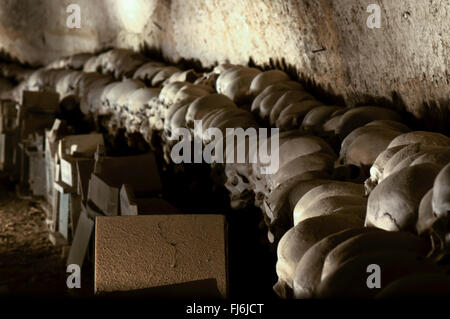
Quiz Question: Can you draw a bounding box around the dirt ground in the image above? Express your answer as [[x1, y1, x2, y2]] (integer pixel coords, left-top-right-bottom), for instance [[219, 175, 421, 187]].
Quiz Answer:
[[0, 168, 275, 299], [0, 181, 68, 296]]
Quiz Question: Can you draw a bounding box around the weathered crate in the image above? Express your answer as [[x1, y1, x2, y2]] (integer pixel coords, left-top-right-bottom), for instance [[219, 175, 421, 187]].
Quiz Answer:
[[95, 214, 228, 298], [17, 138, 45, 194], [0, 100, 19, 174], [58, 133, 104, 159], [25, 148, 46, 197], [54, 181, 71, 240], [76, 159, 95, 203], [53, 181, 82, 241], [88, 152, 162, 216], [18, 91, 59, 199], [69, 193, 82, 235], [58, 133, 104, 192], [48, 230, 68, 246], [49, 162, 62, 233], [0, 99, 18, 133], [47, 134, 103, 242], [44, 119, 71, 205], [0, 132, 18, 172], [49, 168, 68, 246], [79, 202, 103, 265], [120, 184, 179, 216], [20, 91, 59, 140], [21, 91, 59, 114], [67, 208, 94, 268], [44, 146, 56, 204], [88, 173, 119, 216]]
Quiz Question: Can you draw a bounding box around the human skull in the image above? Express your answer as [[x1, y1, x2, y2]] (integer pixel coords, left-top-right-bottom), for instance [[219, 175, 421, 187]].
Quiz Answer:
[[292, 227, 375, 298], [429, 163, 450, 253], [334, 106, 402, 139], [274, 214, 364, 298], [216, 67, 261, 105], [293, 181, 366, 225], [151, 66, 181, 87], [365, 163, 442, 231], [301, 105, 341, 135], [249, 69, 291, 97]]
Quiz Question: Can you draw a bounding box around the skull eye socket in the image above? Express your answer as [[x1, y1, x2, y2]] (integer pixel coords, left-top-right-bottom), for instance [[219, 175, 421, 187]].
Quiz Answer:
[[230, 176, 239, 186], [240, 175, 249, 184]]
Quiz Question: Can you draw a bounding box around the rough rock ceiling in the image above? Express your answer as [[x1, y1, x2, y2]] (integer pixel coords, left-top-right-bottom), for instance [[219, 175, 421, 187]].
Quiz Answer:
[[0, 0, 448, 126]]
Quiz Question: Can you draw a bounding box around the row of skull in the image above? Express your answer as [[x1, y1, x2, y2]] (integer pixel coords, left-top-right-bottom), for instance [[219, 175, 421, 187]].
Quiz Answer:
[[2, 48, 449, 298]]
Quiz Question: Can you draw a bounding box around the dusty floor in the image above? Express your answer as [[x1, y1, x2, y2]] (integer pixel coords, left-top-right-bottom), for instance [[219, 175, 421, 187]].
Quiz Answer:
[[0, 168, 276, 299], [0, 179, 68, 296]]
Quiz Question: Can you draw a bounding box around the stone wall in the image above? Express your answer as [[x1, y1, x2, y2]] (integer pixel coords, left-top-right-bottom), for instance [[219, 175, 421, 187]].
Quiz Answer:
[[0, 0, 448, 128]]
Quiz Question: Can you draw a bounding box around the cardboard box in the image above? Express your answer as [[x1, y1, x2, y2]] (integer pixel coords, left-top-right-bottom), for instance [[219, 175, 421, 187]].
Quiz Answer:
[[88, 173, 119, 216], [58, 133, 104, 189], [77, 202, 102, 264], [48, 230, 68, 246], [84, 200, 105, 220], [0, 99, 18, 133], [45, 130, 58, 204], [60, 155, 95, 193], [0, 132, 17, 171], [16, 142, 30, 192], [44, 148, 56, 204], [48, 133, 104, 240], [59, 192, 70, 239], [95, 214, 228, 298], [50, 162, 62, 233], [88, 152, 162, 216], [20, 91, 59, 140], [44, 119, 77, 205], [21, 91, 59, 113], [69, 193, 82, 235], [53, 174, 83, 241], [67, 208, 94, 268], [120, 184, 179, 216], [76, 159, 95, 203], [54, 180, 71, 240], [94, 152, 162, 195], [25, 148, 46, 197], [58, 133, 104, 158]]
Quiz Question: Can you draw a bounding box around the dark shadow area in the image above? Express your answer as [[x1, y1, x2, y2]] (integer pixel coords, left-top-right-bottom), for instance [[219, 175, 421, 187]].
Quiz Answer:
[[248, 56, 449, 135], [0, 190, 66, 297], [96, 278, 222, 299]]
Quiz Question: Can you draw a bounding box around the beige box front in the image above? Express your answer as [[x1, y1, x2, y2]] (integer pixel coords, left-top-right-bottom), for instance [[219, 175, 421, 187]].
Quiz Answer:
[[95, 214, 228, 298]]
